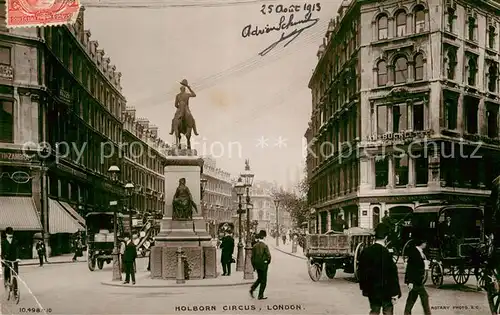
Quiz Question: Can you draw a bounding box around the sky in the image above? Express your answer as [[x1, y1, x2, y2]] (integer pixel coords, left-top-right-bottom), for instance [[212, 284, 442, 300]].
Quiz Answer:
[[83, 0, 340, 187]]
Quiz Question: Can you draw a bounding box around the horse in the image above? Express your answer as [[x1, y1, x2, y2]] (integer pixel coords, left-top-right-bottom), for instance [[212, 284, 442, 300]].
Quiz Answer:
[[483, 175, 500, 314], [173, 114, 193, 150]]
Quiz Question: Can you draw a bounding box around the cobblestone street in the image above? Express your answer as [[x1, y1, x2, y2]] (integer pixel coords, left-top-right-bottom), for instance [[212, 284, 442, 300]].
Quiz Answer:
[[0, 246, 490, 314]]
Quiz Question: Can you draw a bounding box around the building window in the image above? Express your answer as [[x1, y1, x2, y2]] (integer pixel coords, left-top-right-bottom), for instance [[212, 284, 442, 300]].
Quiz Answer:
[[395, 154, 409, 186], [468, 16, 477, 41], [414, 6, 426, 33], [415, 156, 428, 185], [392, 104, 407, 132], [488, 63, 498, 93], [0, 100, 13, 142], [396, 11, 407, 37], [414, 54, 424, 81], [489, 25, 497, 49], [444, 98, 457, 130], [377, 105, 388, 134], [466, 56, 478, 86], [413, 103, 424, 130], [378, 15, 388, 40], [465, 96, 478, 134], [375, 155, 388, 188], [394, 56, 408, 84], [373, 207, 380, 228], [487, 106, 498, 138], [0, 46, 10, 65], [446, 7, 456, 33], [377, 60, 388, 86], [446, 48, 457, 80]]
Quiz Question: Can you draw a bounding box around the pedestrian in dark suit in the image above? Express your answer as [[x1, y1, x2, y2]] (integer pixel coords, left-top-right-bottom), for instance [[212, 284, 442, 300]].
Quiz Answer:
[[36, 240, 46, 267], [220, 232, 234, 276], [122, 234, 137, 285], [249, 230, 271, 300], [404, 238, 431, 315], [358, 223, 401, 315]]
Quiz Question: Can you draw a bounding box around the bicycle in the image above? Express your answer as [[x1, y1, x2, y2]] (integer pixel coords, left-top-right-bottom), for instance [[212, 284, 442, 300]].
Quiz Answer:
[[2, 259, 20, 304]]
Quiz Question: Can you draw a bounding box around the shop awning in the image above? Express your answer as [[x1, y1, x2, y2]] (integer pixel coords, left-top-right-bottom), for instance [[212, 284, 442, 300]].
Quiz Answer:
[[58, 201, 86, 228], [0, 197, 42, 231], [49, 198, 84, 234]]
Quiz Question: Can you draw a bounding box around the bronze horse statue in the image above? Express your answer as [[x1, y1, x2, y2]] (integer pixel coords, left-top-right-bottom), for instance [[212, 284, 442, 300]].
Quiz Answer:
[[173, 113, 194, 150]]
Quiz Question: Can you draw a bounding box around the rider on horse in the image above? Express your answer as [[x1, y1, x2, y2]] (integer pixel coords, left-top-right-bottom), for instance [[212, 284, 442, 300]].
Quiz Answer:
[[169, 79, 199, 136]]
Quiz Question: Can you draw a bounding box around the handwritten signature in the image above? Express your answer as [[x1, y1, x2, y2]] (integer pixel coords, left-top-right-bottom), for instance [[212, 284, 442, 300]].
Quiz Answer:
[[241, 13, 319, 56]]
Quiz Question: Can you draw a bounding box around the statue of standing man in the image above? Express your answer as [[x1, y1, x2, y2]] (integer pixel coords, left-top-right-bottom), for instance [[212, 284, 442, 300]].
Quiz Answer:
[[169, 79, 199, 136]]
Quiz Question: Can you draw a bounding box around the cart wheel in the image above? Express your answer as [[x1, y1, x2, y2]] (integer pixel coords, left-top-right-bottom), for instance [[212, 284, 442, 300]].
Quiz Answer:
[[325, 264, 336, 279], [87, 252, 96, 271], [423, 270, 429, 285], [386, 241, 400, 264], [354, 242, 365, 281], [402, 240, 412, 263], [97, 260, 104, 270], [452, 266, 470, 285], [431, 262, 444, 286], [307, 258, 323, 282]]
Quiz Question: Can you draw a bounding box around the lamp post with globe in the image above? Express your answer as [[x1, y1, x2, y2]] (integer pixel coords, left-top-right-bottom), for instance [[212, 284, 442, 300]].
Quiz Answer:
[[234, 177, 245, 271]]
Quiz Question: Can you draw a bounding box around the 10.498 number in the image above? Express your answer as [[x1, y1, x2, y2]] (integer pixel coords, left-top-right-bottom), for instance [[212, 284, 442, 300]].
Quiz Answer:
[[260, 3, 321, 15]]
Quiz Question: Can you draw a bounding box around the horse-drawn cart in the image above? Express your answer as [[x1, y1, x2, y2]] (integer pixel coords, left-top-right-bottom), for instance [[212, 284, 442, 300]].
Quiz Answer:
[[304, 227, 374, 282]]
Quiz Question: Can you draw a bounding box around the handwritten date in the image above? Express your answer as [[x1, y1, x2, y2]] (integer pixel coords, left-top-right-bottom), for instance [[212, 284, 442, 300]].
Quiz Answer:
[[261, 3, 321, 15]]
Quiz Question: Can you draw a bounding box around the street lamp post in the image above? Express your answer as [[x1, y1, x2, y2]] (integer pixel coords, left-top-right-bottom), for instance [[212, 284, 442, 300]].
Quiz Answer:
[[240, 160, 254, 280], [124, 182, 134, 236], [108, 165, 122, 282], [274, 196, 280, 247], [234, 177, 245, 271]]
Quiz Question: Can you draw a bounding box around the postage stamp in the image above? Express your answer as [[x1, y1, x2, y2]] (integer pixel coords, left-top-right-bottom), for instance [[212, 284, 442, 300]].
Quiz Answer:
[[6, 0, 81, 28]]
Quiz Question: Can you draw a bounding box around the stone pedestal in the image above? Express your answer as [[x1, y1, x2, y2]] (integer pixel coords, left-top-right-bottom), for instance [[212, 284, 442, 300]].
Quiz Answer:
[[150, 149, 217, 280]]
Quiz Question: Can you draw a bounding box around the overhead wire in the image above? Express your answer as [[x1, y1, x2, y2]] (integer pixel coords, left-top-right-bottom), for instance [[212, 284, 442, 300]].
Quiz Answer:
[[131, 25, 328, 108]]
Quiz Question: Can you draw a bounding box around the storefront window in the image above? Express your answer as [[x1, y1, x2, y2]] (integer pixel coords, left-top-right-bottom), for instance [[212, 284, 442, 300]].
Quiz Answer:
[[0, 166, 32, 195]]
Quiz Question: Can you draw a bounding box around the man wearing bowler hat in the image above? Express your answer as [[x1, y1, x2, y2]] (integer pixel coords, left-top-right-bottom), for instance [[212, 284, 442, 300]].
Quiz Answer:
[[249, 230, 271, 300]]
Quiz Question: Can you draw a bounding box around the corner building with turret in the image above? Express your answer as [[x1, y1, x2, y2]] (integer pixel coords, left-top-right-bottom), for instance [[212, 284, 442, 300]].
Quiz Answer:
[[305, 0, 500, 232]]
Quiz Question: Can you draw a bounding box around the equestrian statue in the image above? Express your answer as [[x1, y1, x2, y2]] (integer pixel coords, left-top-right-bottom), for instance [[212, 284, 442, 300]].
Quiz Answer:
[[169, 79, 199, 149]]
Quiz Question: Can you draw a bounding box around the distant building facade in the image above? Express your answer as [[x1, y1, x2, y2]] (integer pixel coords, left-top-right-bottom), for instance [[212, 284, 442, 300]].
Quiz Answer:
[[201, 157, 233, 237]]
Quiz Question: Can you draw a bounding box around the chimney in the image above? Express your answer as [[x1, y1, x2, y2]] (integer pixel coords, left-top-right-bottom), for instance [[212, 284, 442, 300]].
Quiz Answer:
[[136, 118, 150, 130], [149, 125, 159, 138], [84, 30, 91, 46], [125, 106, 136, 120]]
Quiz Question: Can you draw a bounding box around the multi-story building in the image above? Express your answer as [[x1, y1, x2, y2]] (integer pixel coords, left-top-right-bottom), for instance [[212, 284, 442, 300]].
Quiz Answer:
[[200, 157, 233, 237], [306, 0, 500, 232], [0, 7, 169, 257], [122, 110, 167, 218]]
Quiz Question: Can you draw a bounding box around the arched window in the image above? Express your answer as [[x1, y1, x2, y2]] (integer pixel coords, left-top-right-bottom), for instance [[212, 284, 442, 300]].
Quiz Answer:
[[488, 63, 498, 93], [378, 15, 388, 40], [414, 54, 424, 81], [414, 6, 426, 33], [377, 60, 388, 86], [373, 207, 380, 228], [394, 56, 408, 84], [396, 11, 407, 37]]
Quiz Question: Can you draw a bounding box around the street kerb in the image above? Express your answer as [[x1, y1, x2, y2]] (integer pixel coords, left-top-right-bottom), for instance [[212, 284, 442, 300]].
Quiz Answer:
[[101, 273, 254, 288], [272, 245, 307, 260]]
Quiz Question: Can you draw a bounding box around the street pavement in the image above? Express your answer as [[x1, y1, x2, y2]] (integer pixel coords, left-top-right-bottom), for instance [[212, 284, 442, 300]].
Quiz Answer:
[[0, 245, 490, 315]]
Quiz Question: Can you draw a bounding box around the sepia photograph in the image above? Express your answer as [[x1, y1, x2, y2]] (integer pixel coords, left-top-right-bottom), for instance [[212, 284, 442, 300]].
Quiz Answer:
[[0, 0, 500, 314]]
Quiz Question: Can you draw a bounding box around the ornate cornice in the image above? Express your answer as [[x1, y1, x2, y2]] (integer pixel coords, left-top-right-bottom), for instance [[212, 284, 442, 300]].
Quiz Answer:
[[165, 157, 204, 167]]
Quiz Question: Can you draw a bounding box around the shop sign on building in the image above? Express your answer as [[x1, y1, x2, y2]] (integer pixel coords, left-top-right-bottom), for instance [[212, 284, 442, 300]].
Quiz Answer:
[[365, 130, 433, 143], [0, 151, 34, 161]]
